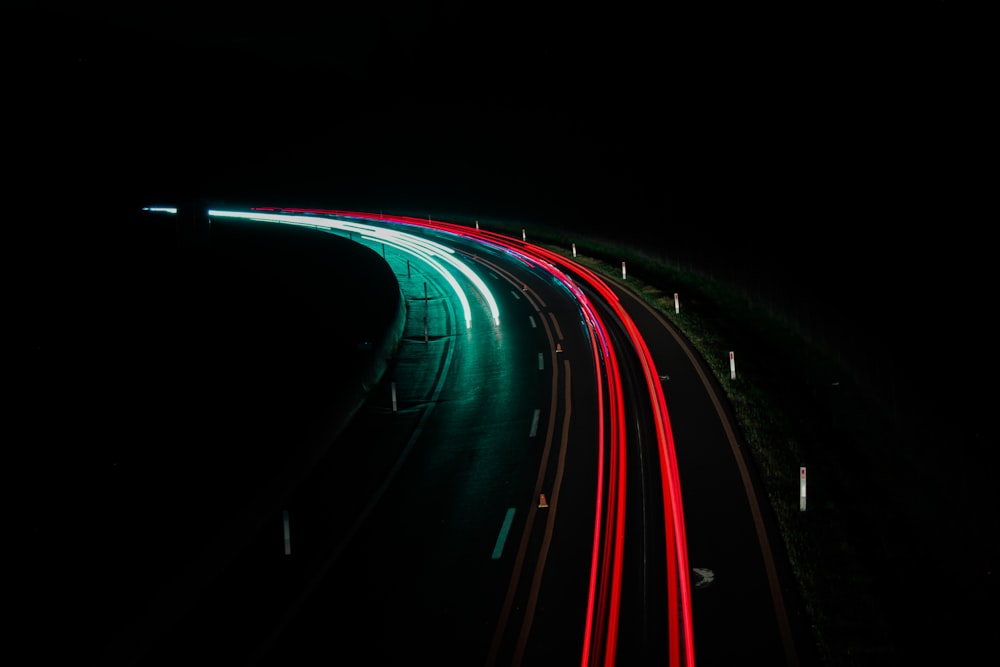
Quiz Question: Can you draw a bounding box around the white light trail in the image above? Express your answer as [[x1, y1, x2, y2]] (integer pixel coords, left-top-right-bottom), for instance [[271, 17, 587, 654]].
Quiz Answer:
[[205, 209, 501, 329]]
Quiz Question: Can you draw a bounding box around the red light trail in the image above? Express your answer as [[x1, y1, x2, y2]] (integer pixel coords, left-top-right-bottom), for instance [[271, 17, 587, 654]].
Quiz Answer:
[[251, 206, 695, 666]]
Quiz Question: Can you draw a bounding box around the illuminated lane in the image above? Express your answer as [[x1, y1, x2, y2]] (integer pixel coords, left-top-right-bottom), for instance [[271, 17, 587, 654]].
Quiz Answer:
[[132, 205, 693, 666], [245, 207, 695, 666], [242, 207, 629, 664], [360, 210, 692, 666]]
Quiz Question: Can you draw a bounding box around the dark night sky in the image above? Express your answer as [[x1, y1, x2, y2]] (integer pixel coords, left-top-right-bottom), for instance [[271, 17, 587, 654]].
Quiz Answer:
[[4, 7, 991, 417], [6, 6, 985, 218], [7, 3, 991, 397], [6, 5, 987, 260]]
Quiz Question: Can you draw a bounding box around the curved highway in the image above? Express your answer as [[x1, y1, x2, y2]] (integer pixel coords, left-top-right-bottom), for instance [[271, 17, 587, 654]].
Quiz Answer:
[[103, 206, 816, 667]]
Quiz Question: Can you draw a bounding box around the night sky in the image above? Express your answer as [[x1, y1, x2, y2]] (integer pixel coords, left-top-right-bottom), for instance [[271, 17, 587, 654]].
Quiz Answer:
[[7, 6, 987, 260], [7, 4, 995, 661], [8, 3, 991, 411]]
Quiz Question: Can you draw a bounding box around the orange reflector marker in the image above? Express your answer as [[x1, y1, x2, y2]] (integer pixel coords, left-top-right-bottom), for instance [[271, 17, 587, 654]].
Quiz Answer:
[[538, 494, 548, 508]]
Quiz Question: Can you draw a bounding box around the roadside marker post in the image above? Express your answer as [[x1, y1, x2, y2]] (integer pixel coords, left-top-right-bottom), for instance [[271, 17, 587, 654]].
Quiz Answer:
[[800, 467, 807, 511], [729, 351, 736, 380]]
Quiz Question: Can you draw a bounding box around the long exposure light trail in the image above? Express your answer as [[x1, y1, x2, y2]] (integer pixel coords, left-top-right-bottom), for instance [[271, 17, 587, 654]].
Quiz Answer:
[[371, 211, 694, 667], [264, 207, 694, 666], [151, 203, 693, 666], [517, 240, 694, 667], [202, 208, 501, 329], [359, 232, 500, 327]]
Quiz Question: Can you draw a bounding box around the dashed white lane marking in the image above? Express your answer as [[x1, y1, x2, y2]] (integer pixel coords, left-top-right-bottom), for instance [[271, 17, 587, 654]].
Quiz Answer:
[[529, 409, 541, 437], [492, 508, 516, 559]]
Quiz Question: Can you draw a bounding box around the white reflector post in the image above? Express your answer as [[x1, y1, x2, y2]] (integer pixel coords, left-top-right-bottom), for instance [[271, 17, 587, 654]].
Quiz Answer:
[[800, 467, 807, 511], [729, 351, 736, 379], [674, 292, 679, 314], [622, 261, 626, 279]]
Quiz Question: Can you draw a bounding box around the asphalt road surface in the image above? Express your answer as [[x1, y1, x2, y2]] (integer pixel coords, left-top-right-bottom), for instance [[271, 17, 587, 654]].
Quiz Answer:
[[18, 207, 819, 666]]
